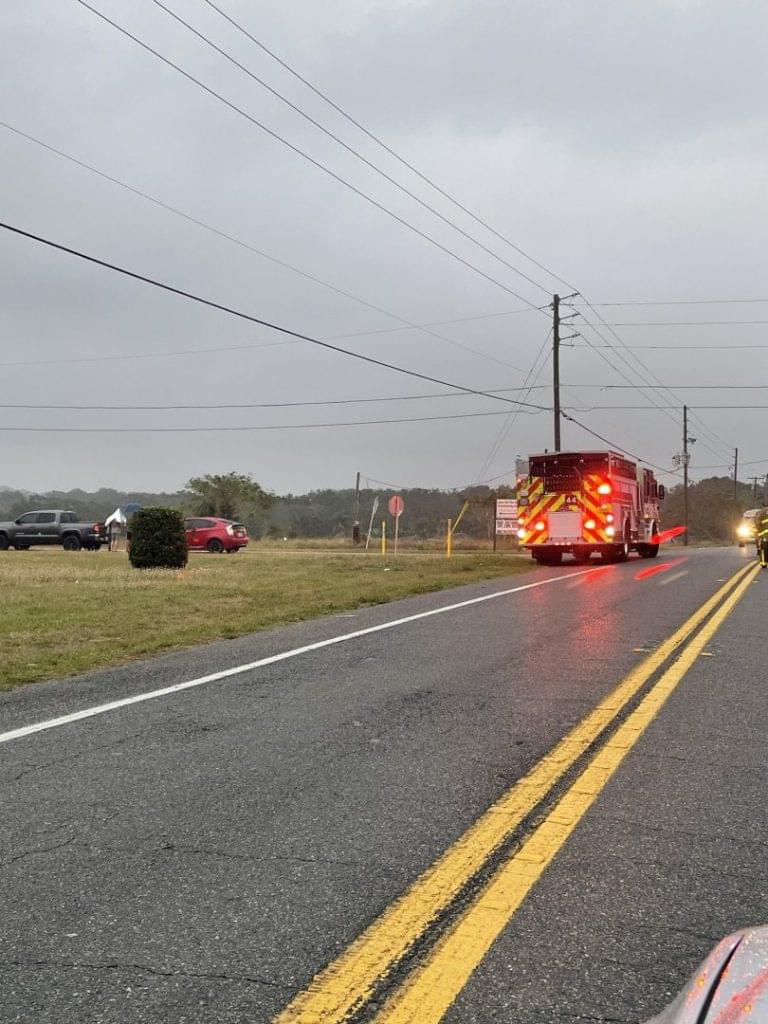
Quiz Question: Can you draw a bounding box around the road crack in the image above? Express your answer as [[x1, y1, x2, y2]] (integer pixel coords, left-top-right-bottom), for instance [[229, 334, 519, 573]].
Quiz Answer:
[[0, 958, 289, 989], [3, 835, 77, 866]]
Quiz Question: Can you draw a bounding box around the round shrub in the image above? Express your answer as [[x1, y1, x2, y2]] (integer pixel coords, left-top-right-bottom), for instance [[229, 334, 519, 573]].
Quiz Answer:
[[128, 507, 188, 569]]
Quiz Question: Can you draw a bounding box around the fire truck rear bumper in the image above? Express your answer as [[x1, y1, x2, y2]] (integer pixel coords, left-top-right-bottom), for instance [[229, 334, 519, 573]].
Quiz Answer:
[[523, 542, 620, 554]]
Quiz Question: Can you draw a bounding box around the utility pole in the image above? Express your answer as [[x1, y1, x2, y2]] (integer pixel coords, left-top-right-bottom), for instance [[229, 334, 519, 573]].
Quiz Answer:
[[552, 294, 561, 451], [352, 471, 360, 543], [731, 448, 739, 533], [683, 405, 689, 546], [749, 476, 760, 502]]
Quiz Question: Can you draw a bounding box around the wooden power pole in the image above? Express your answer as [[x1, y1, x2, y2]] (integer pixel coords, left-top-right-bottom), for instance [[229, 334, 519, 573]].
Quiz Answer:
[[731, 447, 739, 532], [683, 405, 689, 546], [552, 294, 561, 451]]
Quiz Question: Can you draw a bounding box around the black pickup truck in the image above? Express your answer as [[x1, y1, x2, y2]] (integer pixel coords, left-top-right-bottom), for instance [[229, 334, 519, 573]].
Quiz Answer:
[[0, 510, 107, 551]]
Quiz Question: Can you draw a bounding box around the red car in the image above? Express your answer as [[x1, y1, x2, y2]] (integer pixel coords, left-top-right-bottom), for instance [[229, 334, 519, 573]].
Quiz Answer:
[[184, 517, 248, 554]]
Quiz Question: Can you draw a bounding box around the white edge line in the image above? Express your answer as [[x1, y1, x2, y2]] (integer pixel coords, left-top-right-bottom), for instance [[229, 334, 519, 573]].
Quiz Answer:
[[0, 567, 599, 745]]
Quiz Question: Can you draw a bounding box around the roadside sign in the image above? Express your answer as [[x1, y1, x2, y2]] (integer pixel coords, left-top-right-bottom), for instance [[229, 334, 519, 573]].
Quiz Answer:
[[495, 497, 518, 535], [365, 496, 380, 550], [388, 495, 404, 517]]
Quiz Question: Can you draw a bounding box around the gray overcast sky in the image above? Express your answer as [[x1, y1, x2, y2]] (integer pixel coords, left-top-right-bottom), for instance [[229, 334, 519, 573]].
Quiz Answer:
[[2, 0, 767, 495]]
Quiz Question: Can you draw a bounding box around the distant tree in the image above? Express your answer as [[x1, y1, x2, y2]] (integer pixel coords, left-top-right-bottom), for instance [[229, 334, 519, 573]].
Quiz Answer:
[[185, 472, 275, 526], [664, 476, 757, 542]]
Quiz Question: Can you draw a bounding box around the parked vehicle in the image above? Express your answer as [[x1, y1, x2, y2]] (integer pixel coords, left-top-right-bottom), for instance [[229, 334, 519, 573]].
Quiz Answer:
[[737, 507, 760, 547], [0, 510, 107, 551], [184, 517, 249, 553]]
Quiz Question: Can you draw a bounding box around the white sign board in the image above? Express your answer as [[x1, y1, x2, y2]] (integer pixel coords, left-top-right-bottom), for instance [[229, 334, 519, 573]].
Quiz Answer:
[[495, 498, 519, 535]]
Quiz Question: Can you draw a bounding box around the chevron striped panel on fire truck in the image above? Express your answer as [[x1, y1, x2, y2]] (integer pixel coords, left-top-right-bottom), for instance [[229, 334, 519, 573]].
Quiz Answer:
[[519, 473, 612, 545]]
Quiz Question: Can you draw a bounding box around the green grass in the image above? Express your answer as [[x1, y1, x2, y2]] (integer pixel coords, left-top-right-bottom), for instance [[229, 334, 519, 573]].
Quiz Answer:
[[1, 546, 533, 691]]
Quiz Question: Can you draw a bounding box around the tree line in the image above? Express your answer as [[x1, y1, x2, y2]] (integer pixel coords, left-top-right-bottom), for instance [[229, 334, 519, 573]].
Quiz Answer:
[[0, 473, 761, 542]]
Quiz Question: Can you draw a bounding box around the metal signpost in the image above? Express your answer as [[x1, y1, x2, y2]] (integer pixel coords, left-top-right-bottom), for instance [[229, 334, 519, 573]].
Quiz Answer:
[[365, 496, 379, 550], [495, 497, 519, 539], [388, 495, 404, 556]]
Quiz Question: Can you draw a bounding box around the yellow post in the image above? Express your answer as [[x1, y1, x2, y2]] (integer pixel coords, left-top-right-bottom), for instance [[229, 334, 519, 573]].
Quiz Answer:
[[452, 499, 470, 533], [381, 520, 386, 556], [447, 518, 453, 558]]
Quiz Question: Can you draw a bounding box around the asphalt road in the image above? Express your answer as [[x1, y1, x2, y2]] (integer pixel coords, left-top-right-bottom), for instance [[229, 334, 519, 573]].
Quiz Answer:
[[1, 546, 766, 1024]]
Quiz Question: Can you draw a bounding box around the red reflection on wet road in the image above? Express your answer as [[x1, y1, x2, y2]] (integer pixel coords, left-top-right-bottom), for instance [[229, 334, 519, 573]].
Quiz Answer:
[[634, 557, 687, 581], [650, 525, 687, 545]]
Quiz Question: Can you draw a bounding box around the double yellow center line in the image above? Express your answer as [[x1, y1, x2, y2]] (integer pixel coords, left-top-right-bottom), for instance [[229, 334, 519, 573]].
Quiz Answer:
[[275, 562, 757, 1024]]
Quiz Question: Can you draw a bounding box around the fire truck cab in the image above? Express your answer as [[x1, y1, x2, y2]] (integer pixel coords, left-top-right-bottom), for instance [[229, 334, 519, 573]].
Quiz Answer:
[[517, 450, 665, 565]]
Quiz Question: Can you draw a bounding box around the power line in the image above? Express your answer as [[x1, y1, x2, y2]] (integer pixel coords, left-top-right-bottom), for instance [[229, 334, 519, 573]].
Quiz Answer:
[[573, 315, 735, 462], [324, 305, 543, 340], [0, 338, 301, 369], [1, 220, 674, 473], [574, 405, 768, 411], [600, 384, 768, 391], [577, 320, 768, 327], [572, 343, 768, 350], [576, 299, 768, 307], [73, 0, 547, 315], [0, 385, 552, 411], [474, 332, 552, 482], [0, 220, 548, 412], [0, 119, 527, 375], [0, 409, 540, 433], [204, 0, 701, 466], [186, 0, 739, 460], [149, 0, 552, 299], [64, 4, 718, 456], [198, 0, 570, 292], [569, 322, 688, 439], [697, 458, 768, 469], [561, 412, 678, 477]]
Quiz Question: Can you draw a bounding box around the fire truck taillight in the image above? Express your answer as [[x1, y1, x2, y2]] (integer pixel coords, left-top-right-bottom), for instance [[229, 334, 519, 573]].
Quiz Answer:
[[606, 513, 614, 523], [584, 519, 596, 530], [597, 482, 612, 495], [534, 521, 546, 532], [605, 525, 616, 537], [516, 528, 526, 540]]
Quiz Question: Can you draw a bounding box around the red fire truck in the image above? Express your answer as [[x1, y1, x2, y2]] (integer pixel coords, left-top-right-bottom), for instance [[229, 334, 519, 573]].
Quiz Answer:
[[516, 450, 665, 565]]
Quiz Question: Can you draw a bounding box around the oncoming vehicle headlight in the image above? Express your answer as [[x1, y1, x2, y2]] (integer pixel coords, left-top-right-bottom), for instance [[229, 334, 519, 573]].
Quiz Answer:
[[737, 523, 751, 538]]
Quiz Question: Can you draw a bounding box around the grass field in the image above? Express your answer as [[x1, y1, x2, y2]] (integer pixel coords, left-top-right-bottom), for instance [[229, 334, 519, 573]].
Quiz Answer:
[[1, 546, 533, 692]]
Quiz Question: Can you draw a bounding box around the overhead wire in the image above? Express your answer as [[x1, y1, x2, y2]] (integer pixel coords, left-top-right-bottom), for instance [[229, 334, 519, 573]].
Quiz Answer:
[[193, 0, 736, 461], [474, 331, 552, 482], [17, 6, 729, 472], [149, 0, 553, 299], [0, 409, 542, 433], [573, 342, 768, 350], [0, 119, 528, 375], [575, 299, 768, 307], [0, 220, 550, 412], [0, 385, 554, 411], [67, 1, 721, 467], [72, 0, 548, 315], [197, 0, 572, 292], [571, 310, 735, 463], [575, 319, 768, 327], [0, 220, 676, 471]]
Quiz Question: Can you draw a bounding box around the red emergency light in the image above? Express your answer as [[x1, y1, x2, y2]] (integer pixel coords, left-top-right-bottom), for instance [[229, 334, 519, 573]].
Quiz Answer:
[[597, 482, 612, 496]]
